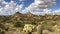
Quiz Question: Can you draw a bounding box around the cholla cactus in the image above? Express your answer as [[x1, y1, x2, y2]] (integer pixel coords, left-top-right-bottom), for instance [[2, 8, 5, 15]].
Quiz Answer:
[[23, 24, 35, 34]]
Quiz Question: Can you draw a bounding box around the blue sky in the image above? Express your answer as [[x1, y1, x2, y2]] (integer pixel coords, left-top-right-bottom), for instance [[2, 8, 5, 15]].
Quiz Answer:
[[5, 0, 34, 9], [5, 0, 60, 10], [51, 0, 60, 10], [0, 0, 60, 15]]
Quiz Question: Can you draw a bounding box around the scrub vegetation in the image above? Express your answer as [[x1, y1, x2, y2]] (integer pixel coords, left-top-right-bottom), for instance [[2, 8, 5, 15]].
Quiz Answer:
[[0, 12, 60, 34]]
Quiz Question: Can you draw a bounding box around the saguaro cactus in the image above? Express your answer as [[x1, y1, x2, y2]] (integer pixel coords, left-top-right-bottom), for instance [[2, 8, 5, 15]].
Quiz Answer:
[[37, 25, 43, 34]]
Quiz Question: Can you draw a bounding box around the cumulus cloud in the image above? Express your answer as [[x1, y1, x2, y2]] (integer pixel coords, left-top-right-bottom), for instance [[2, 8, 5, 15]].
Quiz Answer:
[[44, 9, 52, 14], [23, 0, 56, 15], [0, 0, 56, 15], [0, 0, 24, 15], [0, 0, 16, 15]]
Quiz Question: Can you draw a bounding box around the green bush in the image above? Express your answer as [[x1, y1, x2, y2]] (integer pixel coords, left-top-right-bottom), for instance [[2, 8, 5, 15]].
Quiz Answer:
[[0, 24, 9, 31], [14, 21, 24, 27]]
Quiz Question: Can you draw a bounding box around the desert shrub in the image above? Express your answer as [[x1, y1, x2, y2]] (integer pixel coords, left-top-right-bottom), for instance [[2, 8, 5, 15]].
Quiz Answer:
[[0, 31, 5, 34], [0, 24, 7, 29], [0, 28, 5, 34], [14, 21, 24, 27], [0, 23, 9, 31]]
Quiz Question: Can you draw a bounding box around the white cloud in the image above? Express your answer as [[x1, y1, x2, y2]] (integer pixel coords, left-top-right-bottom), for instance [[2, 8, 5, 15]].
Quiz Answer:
[[53, 9, 60, 15], [0, 0, 24, 15], [44, 9, 52, 14], [22, 0, 56, 15], [19, 0, 25, 1], [0, 0, 56, 15]]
